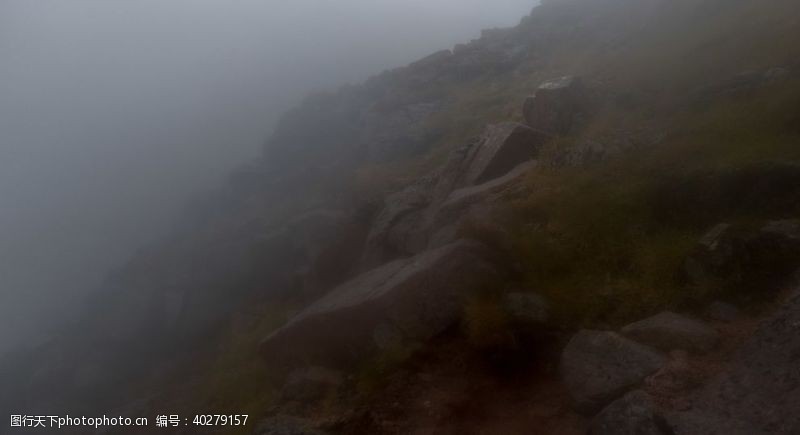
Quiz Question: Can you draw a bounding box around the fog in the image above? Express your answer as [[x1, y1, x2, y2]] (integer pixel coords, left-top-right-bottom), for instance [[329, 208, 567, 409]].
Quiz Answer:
[[0, 0, 537, 355]]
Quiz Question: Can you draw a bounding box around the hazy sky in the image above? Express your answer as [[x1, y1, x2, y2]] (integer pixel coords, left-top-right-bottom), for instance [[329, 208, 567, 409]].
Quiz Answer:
[[0, 0, 537, 353]]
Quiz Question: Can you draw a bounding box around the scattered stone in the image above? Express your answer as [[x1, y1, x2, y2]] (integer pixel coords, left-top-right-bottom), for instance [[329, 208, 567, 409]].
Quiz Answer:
[[560, 330, 666, 413], [523, 76, 588, 135], [260, 241, 496, 368], [589, 390, 674, 435], [707, 301, 739, 323], [282, 367, 343, 402], [621, 311, 719, 354]]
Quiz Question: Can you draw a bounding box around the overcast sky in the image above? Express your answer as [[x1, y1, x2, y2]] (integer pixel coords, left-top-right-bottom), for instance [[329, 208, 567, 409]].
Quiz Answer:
[[0, 0, 537, 354]]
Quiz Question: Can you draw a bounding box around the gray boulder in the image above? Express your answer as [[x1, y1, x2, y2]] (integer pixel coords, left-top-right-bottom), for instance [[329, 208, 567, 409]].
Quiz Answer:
[[362, 122, 546, 268], [261, 241, 496, 368], [590, 390, 674, 435], [621, 311, 719, 354], [560, 330, 666, 413], [428, 161, 536, 248], [670, 289, 800, 434], [459, 122, 548, 186], [523, 76, 588, 135]]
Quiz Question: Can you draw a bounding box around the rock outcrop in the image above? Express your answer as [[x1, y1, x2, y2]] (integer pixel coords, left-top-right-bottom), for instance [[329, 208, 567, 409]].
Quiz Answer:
[[260, 241, 496, 368], [621, 311, 719, 354], [560, 330, 666, 413], [523, 76, 588, 135], [362, 122, 546, 268]]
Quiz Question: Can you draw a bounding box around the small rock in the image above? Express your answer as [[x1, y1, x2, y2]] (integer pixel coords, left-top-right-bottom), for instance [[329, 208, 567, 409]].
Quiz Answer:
[[621, 311, 719, 354], [560, 330, 666, 413], [589, 390, 674, 435], [707, 301, 739, 323], [282, 367, 343, 402]]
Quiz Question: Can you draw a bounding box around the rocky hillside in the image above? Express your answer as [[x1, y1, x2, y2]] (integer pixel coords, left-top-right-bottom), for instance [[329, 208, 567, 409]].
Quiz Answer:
[[4, 0, 800, 434]]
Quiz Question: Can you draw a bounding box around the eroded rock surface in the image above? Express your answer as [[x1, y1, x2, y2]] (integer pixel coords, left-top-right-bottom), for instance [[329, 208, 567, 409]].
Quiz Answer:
[[261, 241, 496, 368], [560, 330, 666, 413]]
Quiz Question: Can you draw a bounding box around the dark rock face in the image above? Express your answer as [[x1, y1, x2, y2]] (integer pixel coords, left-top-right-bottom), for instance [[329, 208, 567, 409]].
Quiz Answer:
[[523, 76, 588, 135], [260, 241, 496, 368], [684, 220, 800, 294], [669, 289, 800, 434], [590, 390, 674, 435], [621, 311, 719, 354], [560, 330, 666, 413], [362, 123, 545, 268]]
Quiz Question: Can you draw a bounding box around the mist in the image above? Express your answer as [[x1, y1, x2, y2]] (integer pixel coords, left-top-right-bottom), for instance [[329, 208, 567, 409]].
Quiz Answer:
[[0, 0, 537, 355]]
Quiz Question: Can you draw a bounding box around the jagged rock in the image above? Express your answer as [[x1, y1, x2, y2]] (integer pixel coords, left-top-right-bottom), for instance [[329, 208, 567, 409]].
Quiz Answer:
[[282, 367, 343, 402], [683, 220, 800, 293], [461, 122, 548, 185], [706, 301, 739, 323], [428, 161, 536, 248], [621, 311, 719, 354], [590, 390, 674, 435], [669, 289, 800, 434], [523, 76, 587, 135], [362, 123, 546, 267], [560, 330, 666, 413], [502, 291, 550, 326], [253, 416, 327, 435], [260, 241, 496, 368]]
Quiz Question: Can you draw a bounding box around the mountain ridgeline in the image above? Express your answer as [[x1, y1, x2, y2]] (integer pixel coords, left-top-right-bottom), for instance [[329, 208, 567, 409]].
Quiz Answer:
[[5, 0, 800, 433]]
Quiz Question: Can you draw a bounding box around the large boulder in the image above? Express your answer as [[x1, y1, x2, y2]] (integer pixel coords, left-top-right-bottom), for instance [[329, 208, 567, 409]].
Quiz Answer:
[[669, 289, 800, 434], [523, 76, 588, 135], [621, 311, 719, 354], [260, 241, 496, 368], [460, 123, 548, 186], [362, 123, 546, 268], [560, 330, 666, 413], [590, 390, 674, 435], [428, 161, 536, 248]]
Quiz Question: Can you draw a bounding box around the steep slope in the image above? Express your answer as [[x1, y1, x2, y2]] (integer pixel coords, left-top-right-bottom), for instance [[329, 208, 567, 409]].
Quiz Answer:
[[4, 0, 800, 433]]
